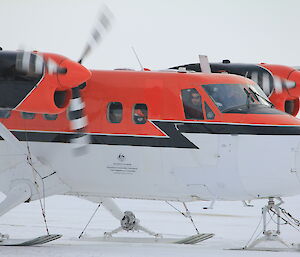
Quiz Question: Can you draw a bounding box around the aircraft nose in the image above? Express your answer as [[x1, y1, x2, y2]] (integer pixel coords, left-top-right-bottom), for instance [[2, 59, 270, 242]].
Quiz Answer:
[[287, 70, 300, 97], [57, 58, 91, 89]]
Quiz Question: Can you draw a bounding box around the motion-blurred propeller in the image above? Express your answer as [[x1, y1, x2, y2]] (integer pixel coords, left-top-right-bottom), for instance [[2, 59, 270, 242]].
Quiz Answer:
[[71, 6, 113, 154], [249, 71, 296, 95], [14, 6, 113, 156], [16, 51, 67, 75], [78, 6, 113, 64]]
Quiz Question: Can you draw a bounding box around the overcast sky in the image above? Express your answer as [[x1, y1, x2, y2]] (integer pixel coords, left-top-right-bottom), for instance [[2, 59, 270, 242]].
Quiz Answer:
[[1, 0, 300, 70]]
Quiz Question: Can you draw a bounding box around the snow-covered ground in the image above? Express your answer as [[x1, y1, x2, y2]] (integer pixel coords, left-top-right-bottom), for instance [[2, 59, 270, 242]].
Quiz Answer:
[[1, 194, 300, 256]]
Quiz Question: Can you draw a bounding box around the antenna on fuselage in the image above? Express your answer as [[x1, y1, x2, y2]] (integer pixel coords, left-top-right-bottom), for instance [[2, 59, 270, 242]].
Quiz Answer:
[[199, 55, 211, 73], [131, 46, 144, 71]]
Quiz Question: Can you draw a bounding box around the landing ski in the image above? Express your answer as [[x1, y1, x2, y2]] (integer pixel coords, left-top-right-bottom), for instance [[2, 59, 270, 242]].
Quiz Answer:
[[80, 233, 214, 245], [0, 234, 62, 246], [173, 233, 214, 244]]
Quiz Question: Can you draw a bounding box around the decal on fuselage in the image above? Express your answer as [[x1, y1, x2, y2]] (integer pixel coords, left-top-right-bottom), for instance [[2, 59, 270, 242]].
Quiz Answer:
[[106, 153, 139, 175]]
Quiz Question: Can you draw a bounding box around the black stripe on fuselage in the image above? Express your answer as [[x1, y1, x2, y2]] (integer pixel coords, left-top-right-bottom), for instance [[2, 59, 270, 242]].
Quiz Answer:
[[7, 121, 198, 149], [3, 121, 300, 149], [175, 122, 300, 135]]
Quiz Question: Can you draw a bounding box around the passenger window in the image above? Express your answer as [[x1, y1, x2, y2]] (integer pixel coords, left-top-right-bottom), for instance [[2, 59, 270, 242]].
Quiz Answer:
[[107, 102, 123, 123], [133, 104, 148, 124], [0, 110, 11, 119], [21, 112, 35, 119], [43, 114, 58, 120], [181, 89, 204, 120], [204, 102, 215, 120]]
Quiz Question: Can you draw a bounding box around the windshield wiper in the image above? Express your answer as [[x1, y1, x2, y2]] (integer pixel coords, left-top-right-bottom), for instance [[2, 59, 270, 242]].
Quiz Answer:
[[248, 88, 275, 108], [243, 88, 251, 109]]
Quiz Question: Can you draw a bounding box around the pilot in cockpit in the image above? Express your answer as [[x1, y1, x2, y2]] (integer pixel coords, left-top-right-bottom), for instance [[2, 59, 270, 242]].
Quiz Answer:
[[185, 90, 204, 120]]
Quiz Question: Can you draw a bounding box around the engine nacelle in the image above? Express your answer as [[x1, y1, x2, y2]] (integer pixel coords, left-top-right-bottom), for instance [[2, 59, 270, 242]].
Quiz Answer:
[[0, 51, 91, 114], [260, 64, 300, 116]]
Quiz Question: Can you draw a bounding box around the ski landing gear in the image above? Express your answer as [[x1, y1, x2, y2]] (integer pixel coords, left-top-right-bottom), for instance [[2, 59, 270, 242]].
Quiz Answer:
[[0, 183, 62, 247], [238, 197, 300, 252], [0, 234, 62, 246], [104, 211, 161, 238], [101, 209, 213, 244], [79, 197, 214, 244]]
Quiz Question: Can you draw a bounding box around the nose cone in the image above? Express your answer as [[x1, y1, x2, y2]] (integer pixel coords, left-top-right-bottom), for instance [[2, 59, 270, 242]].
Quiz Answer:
[[57, 59, 91, 89], [287, 70, 300, 97]]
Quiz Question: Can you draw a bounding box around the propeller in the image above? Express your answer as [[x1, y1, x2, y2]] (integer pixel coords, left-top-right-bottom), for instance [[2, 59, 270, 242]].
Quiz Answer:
[[249, 71, 296, 95], [16, 50, 67, 75], [69, 6, 113, 155], [68, 85, 90, 155], [78, 6, 113, 64], [14, 6, 113, 155]]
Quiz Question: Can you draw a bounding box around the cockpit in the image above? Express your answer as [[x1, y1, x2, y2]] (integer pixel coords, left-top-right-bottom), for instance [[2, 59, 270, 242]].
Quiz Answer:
[[181, 83, 280, 121], [202, 83, 273, 114]]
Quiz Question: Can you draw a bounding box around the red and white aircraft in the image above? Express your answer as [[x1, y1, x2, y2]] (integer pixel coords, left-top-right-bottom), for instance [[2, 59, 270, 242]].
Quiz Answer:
[[0, 10, 300, 249]]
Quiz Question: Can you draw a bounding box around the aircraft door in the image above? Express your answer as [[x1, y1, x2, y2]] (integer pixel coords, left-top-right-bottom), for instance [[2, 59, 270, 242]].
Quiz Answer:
[[162, 88, 219, 200]]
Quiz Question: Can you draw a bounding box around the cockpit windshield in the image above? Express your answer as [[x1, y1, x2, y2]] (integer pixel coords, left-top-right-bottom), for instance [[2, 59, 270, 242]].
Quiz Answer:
[[202, 84, 272, 113]]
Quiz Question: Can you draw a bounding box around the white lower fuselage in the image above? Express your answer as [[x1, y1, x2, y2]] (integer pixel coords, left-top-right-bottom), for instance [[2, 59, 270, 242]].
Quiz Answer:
[[3, 130, 299, 202]]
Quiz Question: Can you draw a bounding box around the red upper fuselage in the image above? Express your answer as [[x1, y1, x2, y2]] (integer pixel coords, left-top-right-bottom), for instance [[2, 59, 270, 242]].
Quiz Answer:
[[2, 70, 300, 136]]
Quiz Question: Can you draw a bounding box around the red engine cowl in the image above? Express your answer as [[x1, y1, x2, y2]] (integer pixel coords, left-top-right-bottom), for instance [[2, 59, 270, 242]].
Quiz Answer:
[[260, 63, 300, 116], [11, 52, 91, 114]]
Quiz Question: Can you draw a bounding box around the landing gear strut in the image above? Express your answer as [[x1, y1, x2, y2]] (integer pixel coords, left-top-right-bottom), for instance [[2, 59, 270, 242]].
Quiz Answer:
[[81, 197, 162, 238], [246, 197, 289, 249], [104, 210, 161, 238], [80, 197, 214, 244]]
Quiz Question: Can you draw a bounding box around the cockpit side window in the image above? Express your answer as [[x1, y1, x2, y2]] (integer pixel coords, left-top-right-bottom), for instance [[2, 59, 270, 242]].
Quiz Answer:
[[181, 88, 204, 120], [204, 102, 215, 120]]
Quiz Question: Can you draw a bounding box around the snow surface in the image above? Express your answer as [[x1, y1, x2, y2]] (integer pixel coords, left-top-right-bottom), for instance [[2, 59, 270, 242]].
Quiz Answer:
[[1, 194, 300, 256]]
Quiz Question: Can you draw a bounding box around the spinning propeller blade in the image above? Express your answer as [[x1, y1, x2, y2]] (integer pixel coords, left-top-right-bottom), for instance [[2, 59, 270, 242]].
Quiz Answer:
[[16, 51, 67, 75], [69, 6, 113, 154], [13, 6, 113, 155], [68, 85, 90, 155], [250, 71, 296, 95], [78, 6, 113, 64]]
